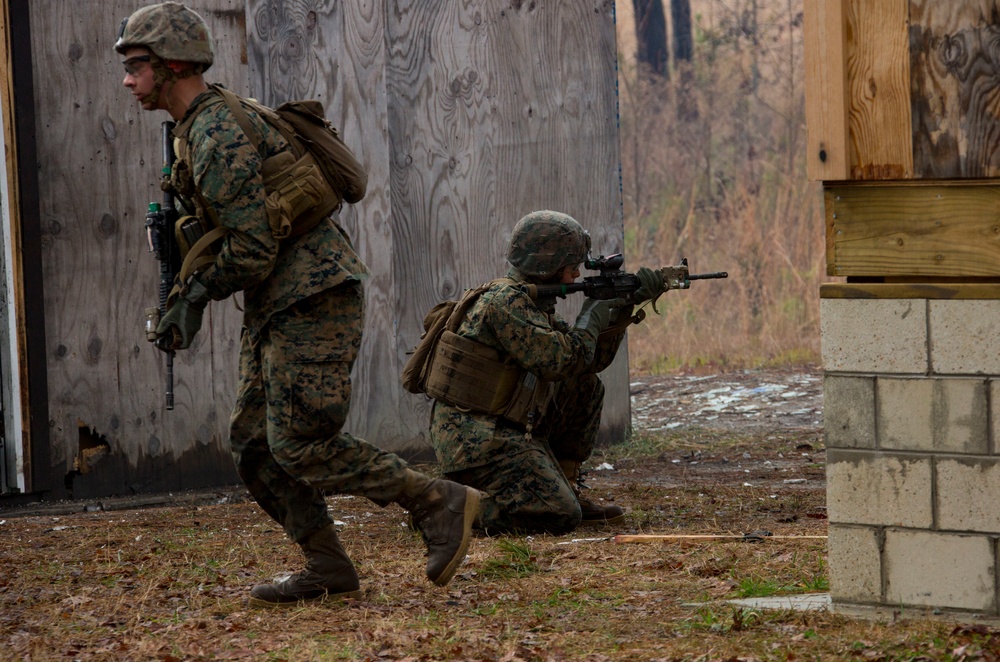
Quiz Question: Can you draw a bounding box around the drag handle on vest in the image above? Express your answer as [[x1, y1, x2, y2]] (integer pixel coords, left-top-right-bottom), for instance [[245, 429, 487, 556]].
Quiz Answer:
[[520, 255, 728, 303], [143, 120, 181, 410]]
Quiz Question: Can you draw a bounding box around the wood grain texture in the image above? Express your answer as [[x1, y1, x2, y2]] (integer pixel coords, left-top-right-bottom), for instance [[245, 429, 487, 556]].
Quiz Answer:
[[910, 0, 1000, 178], [805, 0, 850, 181], [826, 182, 1000, 278], [845, 0, 913, 180], [245, 0, 406, 449], [18, 0, 625, 493], [28, 0, 246, 490], [386, 0, 628, 450]]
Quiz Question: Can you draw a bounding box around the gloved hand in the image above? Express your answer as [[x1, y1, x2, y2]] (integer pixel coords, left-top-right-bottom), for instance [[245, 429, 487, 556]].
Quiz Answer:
[[634, 267, 666, 303], [156, 277, 211, 350], [573, 297, 612, 339]]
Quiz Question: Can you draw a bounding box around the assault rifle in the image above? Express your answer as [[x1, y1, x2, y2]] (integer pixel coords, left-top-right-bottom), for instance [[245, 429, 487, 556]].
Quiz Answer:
[[142, 120, 181, 410], [520, 254, 728, 307]]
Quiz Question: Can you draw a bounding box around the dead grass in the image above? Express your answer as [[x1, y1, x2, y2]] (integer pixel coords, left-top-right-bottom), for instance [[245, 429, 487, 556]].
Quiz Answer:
[[3, 428, 997, 660], [618, 0, 831, 374]]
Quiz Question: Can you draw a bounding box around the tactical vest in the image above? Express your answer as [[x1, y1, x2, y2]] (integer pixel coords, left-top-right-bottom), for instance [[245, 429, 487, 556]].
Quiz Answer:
[[418, 280, 556, 428]]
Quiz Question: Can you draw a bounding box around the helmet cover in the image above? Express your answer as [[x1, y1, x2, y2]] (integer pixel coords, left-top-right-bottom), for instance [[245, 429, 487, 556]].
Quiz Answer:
[[115, 2, 213, 71], [506, 210, 592, 279]]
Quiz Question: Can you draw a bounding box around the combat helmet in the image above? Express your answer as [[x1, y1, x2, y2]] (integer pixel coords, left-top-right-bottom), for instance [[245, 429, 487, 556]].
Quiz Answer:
[[506, 210, 591, 279], [115, 2, 213, 72]]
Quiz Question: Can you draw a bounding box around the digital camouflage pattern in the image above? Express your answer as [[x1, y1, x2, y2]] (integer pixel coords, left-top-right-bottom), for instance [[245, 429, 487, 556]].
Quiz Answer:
[[230, 282, 417, 543], [172, 90, 369, 339], [115, 2, 214, 68], [506, 210, 591, 279], [429, 268, 609, 534], [177, 91, 417, 545]]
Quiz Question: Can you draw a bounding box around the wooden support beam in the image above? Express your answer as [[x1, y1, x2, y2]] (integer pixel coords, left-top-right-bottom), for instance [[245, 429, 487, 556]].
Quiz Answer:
[[805, 0, 849, 181], [844, 0, 913, 180], [821, 283, 1000, 299], [826, 181, 1000, 278]]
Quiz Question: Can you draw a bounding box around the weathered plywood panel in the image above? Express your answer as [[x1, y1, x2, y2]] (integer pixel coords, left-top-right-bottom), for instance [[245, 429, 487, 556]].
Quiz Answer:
[[910, 0, 1000, 178], [805, 0, 850, 181], [244, 0, 403, 450], [826, 182, 1000, 277], [386, 0, 627, 449], [30, 0, 245, 494], [845, 0, 914, 180]]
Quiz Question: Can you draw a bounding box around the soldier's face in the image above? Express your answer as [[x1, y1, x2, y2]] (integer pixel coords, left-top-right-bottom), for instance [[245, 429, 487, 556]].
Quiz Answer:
[[121, 47, 158, 111], [558, 264, 581, 284]]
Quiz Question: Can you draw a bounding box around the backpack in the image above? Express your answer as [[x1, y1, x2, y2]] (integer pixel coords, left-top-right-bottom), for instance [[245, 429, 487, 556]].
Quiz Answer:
[[402, 279, 512, 395], [168, 84, 368, 292]]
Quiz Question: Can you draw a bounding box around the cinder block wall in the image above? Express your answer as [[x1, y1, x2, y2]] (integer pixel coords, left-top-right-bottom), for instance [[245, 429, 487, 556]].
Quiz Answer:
[[823, 297, 1000, 615]]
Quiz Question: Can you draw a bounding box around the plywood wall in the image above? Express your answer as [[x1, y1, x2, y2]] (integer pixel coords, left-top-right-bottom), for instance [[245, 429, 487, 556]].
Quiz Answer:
[[19, 0, 624, 496]]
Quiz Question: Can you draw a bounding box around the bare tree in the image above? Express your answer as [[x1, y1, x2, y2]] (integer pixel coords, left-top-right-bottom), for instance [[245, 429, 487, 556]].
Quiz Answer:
[[671, 0, 693, 63], [632, 0, 669, 78]]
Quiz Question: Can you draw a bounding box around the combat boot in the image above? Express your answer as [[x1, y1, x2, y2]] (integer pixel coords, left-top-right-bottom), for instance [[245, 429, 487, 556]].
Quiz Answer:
[[398, 470, 482, 586], [249, 524, 362, 608], [559, 460, 626, 525]]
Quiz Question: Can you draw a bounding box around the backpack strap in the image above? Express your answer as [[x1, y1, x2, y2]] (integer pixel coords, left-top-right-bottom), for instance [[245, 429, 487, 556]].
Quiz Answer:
[[444, 278, 517, 333]]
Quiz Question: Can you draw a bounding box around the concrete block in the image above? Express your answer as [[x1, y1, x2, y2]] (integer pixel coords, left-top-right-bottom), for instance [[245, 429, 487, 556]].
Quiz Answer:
[[992, 381, 1000, 455], [824, 375, 875, 449], [828, 524, 881, 603], [877, 378, 988, 454], [937, 458, 1000, 533], [826, 450, 932, 527], [821, 299, 927, 374], [884, 529, 995, 611], [930, 300, 1000, 375]]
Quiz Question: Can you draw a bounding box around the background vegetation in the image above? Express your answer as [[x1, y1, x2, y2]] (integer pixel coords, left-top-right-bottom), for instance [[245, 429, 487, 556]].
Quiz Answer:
[[617, 0, 829, 373]]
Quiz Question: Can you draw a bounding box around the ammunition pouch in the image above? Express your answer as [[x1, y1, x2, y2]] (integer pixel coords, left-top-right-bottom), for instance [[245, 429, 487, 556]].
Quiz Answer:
[[261, 150, 341, 240], [425, 329, 555, 427]]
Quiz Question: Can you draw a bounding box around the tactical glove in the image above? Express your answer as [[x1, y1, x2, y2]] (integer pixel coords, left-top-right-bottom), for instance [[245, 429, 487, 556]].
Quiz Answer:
[[574, 297, 612, 339], [156, 277, 211, 350], [634, 266, 666, 303]]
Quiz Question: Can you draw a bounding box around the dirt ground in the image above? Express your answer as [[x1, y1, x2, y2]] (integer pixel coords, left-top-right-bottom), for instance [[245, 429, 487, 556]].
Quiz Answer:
[[5, 367, 989, 660]]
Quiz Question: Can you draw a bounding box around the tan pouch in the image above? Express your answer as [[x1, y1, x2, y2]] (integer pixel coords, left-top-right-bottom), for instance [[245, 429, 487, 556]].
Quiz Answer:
[[424, 330, 522, 415], [502, 373, 556, 427], [261, 151, 341, 240]]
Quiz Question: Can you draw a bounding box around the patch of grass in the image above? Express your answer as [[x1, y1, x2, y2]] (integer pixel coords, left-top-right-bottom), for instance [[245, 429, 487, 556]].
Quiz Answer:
[[479, 538, 538, 580]]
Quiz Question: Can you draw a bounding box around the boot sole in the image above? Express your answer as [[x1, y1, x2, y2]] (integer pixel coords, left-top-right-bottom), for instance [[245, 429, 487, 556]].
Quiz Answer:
[[248, 588, 363, 609], [431, 487, 481, 587]]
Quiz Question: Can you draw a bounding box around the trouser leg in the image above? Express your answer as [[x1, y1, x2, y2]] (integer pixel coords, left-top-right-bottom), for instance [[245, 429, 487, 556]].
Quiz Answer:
[[229, 328, 331, 544], [447, 446, 582, 535], [542, 373, 605, 464]]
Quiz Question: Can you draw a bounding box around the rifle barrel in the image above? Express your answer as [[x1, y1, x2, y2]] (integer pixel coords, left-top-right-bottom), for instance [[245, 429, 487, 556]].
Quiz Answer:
[[689, 271, 728, 280]]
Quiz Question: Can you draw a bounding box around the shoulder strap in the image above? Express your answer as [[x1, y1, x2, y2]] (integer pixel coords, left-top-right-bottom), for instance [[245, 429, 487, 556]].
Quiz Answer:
[[444, 278, 516, 333], [210, 84, 263, 149]]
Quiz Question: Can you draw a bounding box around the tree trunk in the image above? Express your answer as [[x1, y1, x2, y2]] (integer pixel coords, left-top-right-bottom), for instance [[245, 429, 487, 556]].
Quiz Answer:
[[632, 0, 669, 78], [671, 0, 693, 63]]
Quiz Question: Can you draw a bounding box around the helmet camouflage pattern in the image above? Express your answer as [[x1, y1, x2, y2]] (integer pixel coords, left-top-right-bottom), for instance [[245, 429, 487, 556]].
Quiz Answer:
[[115, 2, 214, 71], [506, 210, 592, 279]]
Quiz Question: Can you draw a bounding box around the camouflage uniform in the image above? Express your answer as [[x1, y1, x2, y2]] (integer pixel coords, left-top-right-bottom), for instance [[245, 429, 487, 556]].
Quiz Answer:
[[431, 267, 626, 534], [178, 92, 414, 543]]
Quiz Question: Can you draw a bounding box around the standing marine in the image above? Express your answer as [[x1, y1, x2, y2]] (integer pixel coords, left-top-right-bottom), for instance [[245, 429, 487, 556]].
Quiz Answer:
[[426, 210, 665, 533], [116, 2, 481, 607]]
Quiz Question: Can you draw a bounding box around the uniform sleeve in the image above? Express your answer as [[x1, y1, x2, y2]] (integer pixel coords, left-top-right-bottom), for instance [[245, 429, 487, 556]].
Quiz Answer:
[[477, 286, 597, 381], [186, 112, 279, 300]]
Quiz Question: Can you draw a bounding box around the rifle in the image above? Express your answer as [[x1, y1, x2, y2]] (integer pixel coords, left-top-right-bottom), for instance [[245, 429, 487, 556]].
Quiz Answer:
[[520, 254, 728, 307], [143, 120, 181, 410]]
